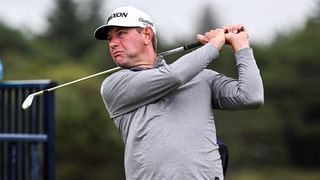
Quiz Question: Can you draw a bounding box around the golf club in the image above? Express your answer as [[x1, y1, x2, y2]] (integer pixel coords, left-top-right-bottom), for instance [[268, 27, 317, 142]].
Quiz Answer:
[[22, 26, 247, 110], [22, 41, 203, 110]]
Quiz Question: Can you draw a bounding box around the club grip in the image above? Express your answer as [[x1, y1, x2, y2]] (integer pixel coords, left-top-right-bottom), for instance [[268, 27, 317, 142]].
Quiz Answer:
[[182, 27, 245, 51], [183, 42, 202, 50], [224, 26, 245, 33]]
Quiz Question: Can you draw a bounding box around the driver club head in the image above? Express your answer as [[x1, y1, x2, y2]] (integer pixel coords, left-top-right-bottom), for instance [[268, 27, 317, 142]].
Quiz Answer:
[[22, 93, 35, 110]]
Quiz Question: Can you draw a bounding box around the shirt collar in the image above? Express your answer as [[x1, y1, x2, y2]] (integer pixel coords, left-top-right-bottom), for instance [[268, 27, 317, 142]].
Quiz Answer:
[[130, 56, 166, 71]]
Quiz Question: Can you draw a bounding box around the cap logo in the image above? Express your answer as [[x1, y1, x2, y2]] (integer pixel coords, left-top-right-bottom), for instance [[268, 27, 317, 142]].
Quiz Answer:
[[139, 18, 154, 27], [107, 12, 128, 23]]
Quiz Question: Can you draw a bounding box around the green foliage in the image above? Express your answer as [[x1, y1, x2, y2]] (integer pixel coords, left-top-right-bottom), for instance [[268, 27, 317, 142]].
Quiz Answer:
[[263, 17, 320, 167], [44, 0, 103, 58], [227, 167, 320, 180], [0, 24, 31, 55]]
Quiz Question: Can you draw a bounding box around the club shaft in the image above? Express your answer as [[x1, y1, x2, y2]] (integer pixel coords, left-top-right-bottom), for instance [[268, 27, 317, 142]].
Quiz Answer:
[[42, 42, 202, 93], [158, 42, 202, 56], [44, 67, 121, 93], [23, 29, 246, 109]]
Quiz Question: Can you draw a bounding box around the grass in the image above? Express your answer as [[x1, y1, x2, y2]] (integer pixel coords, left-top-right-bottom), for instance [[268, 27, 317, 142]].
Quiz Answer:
[[226, 167, 320, 180]]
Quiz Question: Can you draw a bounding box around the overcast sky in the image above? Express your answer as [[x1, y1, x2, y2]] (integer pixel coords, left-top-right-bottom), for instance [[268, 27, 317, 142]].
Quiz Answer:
[[0, 0, 317, 44]]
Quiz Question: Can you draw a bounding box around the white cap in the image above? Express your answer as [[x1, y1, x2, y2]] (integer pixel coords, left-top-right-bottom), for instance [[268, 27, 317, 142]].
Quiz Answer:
[[94, 6, 156, 40]]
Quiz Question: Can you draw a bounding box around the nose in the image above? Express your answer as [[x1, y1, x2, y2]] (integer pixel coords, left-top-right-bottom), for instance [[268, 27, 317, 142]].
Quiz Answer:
[[108, 37, 119, 49]]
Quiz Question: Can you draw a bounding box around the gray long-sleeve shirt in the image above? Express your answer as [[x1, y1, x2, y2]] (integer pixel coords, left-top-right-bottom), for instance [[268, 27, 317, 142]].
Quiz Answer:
[[101, 44, 264, 180]]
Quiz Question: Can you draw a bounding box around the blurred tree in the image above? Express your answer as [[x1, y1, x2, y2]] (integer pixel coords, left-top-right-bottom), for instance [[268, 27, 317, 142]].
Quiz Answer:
[[313, 0, 320, 23], [195, 4, 221, 34], [255, 0, 320, 168], [0, 23, 31, 55], [44, 0, 103, 58], [280, 4, 320, 168]]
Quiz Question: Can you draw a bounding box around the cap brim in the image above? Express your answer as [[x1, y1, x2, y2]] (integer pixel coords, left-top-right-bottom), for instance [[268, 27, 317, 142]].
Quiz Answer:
[[93, 25, 112, 40], [94, 24, 153, 40]]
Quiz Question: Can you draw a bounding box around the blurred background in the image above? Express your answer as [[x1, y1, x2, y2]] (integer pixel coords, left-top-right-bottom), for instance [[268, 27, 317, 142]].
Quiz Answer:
[[0, 0, 320, 179]]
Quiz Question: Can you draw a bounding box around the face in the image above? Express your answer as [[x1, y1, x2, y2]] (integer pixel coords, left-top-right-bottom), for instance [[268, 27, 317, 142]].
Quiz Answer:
[[107, 27, 146, 68]]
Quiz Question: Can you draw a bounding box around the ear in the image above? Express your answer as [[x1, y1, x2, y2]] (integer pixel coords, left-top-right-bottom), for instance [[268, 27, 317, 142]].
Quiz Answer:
[[142, 27, 153, 45]]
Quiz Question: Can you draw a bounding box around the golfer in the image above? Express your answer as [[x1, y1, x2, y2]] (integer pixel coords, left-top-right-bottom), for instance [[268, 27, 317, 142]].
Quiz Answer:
[[94, 6, 264, 180]]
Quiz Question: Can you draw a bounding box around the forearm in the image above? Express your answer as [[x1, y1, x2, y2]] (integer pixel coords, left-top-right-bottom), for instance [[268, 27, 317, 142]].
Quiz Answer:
[[166, 43, 219, 84], [235, 48, 264, 107], [212, 48, 264, 109]]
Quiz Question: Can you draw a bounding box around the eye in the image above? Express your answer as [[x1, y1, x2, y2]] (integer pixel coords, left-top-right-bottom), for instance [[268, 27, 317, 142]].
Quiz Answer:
[[117, 30, 127, 37]]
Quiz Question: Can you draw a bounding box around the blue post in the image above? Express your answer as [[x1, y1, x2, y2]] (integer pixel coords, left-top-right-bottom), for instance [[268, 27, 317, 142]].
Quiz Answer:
[[10, 144, 17, 180], [0, 80, 57, 180], [44, 90, 56, 180]]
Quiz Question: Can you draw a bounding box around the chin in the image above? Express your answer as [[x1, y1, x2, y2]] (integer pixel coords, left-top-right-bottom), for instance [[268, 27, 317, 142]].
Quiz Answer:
[[115, 62, 131, 69], [114, 56, 135, 69]]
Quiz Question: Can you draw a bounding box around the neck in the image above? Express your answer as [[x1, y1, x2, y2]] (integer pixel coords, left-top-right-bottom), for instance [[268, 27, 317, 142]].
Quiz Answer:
[[134, 55, 157, 69], [134, 47, 157, 69]]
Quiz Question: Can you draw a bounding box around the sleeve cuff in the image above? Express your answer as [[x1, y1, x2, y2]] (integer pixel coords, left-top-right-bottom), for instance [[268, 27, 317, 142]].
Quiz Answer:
[[235, 48, 254, 64], [203, 43, 220, 59]]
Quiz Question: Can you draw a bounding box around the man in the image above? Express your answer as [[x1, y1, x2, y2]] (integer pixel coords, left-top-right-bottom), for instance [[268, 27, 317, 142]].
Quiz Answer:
[[94, 6, 264, 180]]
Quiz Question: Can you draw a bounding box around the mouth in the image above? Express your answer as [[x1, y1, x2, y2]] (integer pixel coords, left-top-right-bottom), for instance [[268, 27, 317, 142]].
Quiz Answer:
[[112, 50, 123, 58]]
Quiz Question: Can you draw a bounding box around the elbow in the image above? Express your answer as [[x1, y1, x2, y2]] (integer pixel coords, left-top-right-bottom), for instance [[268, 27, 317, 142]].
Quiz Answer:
[[253, 97, 264, 109], [169, 72, 186, 86], [241, 84, 264, 109], [246, 94, 264, 109]]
